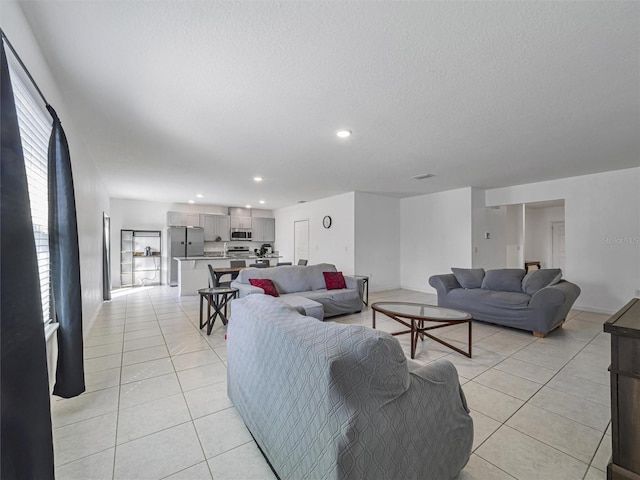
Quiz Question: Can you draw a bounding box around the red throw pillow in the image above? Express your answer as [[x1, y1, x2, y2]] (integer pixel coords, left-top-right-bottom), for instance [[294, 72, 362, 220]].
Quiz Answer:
[[323, 271, 347, 290], [249, 278, 279, 297]]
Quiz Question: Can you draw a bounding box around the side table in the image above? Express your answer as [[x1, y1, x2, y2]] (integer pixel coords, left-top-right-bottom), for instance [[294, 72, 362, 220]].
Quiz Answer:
[[352, 275, 369, 306], [198, 287, 238, 335]]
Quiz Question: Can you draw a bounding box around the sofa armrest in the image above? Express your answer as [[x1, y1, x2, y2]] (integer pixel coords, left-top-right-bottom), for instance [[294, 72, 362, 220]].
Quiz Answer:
[[230, 280, 263, 298], [391, 359, 473, 475], [428, 274, 461, 296], [407, 360, 469, 413], [529, 280, 580, 310], [344, 276, 364, 301], [528, 280, 581, 334]]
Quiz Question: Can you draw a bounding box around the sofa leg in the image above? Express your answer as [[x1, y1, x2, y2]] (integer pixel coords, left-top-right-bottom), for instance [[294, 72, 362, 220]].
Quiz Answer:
[[532, 331, 546, 338]]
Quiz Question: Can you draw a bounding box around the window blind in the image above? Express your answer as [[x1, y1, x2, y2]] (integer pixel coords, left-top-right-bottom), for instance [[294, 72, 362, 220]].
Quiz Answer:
[[8, 60, 53, 324]]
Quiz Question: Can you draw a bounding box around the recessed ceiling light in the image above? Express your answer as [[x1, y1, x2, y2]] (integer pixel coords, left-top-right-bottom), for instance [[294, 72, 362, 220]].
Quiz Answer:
[[259, 200, 265, 204], [412, 173, 436, 180], [336, 130, 352, 138], [188, 200, 195, 204], [196, 194, 204, 198], [253, 176, 263, 182], [246, 204, 252, 209]]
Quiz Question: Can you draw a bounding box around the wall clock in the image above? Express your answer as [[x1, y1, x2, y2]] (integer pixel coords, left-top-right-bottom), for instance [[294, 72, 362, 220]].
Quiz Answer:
[[322, 215, 332, 229]]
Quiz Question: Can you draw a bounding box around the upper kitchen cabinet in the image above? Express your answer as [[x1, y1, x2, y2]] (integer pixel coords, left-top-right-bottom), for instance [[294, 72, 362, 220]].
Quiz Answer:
[[230, 216, 252, 229], [229, 207, 252, 229], [252, 217, 276, 242], [201, 214, 230, 241], [167, 211, 201, 227]]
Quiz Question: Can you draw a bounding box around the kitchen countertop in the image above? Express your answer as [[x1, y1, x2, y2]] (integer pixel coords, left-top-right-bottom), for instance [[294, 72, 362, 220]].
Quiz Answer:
[[174, 255, 282, 261]]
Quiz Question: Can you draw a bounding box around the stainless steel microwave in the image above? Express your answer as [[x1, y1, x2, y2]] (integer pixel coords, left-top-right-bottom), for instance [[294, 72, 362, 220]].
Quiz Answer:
[[231, 229, 252, 240]]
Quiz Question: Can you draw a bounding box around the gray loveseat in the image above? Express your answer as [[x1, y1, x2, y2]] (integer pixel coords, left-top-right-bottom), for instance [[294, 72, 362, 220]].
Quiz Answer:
[[227, 294, 473, 480], [231, 263, 363, 319], [429, 268, 580, 337]]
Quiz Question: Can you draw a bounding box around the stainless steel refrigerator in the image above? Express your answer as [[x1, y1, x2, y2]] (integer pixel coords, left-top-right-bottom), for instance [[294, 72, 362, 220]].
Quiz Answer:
[[168, 226, 205, 286]]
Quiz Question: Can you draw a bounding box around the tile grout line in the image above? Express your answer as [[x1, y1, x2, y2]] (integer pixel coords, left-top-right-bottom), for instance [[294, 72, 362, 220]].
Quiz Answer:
[[158, 293, 214, 478], [470, 325, 610, 477]]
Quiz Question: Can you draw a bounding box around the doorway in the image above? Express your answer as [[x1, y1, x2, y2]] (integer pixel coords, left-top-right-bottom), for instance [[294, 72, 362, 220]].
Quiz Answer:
[[551, 221, 566, 271], [102, 213, 111, 300], [294, 220, 309, 265]]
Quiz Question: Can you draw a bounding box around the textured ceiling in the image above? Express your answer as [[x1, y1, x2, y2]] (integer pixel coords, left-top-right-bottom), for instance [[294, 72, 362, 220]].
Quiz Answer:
[[16, 1, 640, 209]]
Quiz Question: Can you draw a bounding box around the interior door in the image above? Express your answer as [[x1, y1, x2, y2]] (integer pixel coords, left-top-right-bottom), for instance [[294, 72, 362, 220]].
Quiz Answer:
[[294, 220, 309, 265], [551, 221, 566, 271]]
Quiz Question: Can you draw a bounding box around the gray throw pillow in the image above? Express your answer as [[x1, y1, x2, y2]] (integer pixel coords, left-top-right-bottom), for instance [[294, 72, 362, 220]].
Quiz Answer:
[[451, 268, 485, 289], [481, 269, 526, 293], [521, 269, 562, 295]]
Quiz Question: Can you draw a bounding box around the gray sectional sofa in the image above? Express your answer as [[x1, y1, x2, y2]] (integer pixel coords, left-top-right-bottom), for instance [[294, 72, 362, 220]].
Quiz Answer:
[[227, 294, 474, 480], [429, 268, 580, 337], [231, 263, 363, 319]]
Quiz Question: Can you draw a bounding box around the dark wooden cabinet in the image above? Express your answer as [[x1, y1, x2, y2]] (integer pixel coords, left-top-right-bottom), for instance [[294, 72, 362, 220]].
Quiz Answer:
[[604, 298, 640, 480]]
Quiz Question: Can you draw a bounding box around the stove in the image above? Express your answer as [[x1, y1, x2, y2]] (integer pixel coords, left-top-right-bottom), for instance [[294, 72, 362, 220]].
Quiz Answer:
[[228, 246, 250, 253]]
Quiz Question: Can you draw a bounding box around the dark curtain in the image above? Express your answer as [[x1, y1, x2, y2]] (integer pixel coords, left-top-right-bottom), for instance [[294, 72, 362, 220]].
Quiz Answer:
[[47, 104, 85, 398], [1, 42, 55, 480]]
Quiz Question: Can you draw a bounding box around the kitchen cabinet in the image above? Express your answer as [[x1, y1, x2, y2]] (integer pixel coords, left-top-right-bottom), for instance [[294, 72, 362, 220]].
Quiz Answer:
[[252, 217, 276, 242], [201, 214, 230, 241], [229, 207, 252, 229], [167, 211, 201, 227], [230, 216, 252, 229]]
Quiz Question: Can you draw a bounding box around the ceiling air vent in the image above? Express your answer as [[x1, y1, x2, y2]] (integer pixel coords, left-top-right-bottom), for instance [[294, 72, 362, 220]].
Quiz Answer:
[[412, 173, 435, 180]]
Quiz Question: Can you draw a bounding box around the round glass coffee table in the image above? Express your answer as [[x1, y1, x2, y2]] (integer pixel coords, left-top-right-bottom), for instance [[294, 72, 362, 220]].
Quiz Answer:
[[371, 302, 472, 359]]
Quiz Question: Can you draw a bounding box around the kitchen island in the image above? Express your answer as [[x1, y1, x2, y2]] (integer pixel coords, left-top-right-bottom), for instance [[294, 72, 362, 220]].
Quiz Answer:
[[173, 255, 282, 296]]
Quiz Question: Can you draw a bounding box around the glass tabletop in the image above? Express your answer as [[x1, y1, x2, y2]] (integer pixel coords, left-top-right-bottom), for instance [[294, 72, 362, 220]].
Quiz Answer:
[[372, 302, 471, 320], [198, 287, 238, 294]]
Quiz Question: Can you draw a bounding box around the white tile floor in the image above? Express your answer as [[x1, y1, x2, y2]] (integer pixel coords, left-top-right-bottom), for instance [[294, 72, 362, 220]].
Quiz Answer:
[[52, 286, 612, 480]]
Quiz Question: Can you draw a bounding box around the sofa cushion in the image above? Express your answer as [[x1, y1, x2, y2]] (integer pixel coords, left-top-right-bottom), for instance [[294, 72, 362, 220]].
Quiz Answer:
[[482, 290, 531, 309], [447, 288, 530, 311], [237, 266, 312, 293], [451, 268, 485, 289], [307, 263, 337, 290], [249, 278, 279, 297], [323, 271, 347, 290], [522, 269, 562, 295], [481, 269, 525, 293]]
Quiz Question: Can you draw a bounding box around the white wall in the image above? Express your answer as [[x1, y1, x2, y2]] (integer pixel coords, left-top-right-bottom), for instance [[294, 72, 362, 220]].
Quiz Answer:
[[354, 193, 401, 292], [2, 0, 111, 336], [505, 204, 525, 268], [400, 188, 473, 292], [524, 205, 565, 269], [472, 188, 507, 269], [273, 193, 356, 274], [486, 168, 640, 313]]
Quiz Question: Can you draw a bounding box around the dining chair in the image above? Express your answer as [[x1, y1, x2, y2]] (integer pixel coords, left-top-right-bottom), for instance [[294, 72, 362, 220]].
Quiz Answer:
[[230, 260, 246, 268], [277, 262, 292, 266], [249, 263, 269, 268]]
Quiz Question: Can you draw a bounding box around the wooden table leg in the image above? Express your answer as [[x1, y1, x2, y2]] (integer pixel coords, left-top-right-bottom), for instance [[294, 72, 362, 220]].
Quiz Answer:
[[410, 319, 417, 359], [199, 293, 205, 330]]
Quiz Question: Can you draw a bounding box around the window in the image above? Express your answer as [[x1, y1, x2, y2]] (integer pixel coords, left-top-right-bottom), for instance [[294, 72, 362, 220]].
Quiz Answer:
[[7, 57, 53, 324]]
